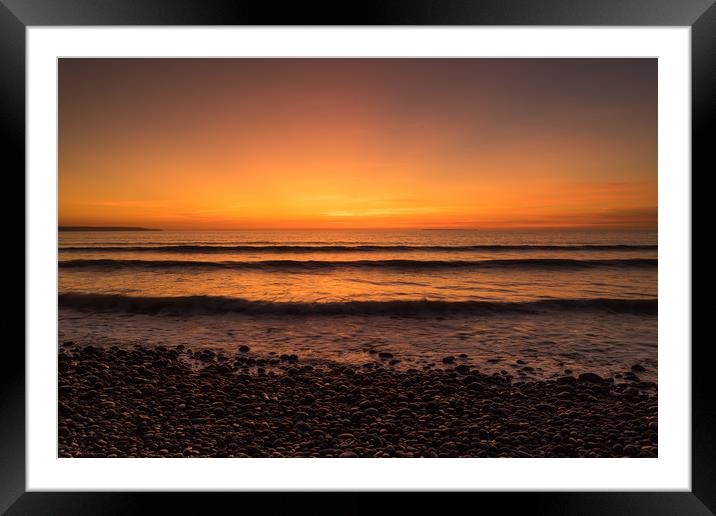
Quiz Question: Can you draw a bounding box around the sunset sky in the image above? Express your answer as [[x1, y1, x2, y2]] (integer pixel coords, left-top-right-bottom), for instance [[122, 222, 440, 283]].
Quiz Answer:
[[58, 58, 657, 230]]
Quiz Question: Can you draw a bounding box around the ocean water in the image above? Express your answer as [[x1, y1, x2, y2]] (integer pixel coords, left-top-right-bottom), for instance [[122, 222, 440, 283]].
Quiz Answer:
[[58, 229, 658, 381]]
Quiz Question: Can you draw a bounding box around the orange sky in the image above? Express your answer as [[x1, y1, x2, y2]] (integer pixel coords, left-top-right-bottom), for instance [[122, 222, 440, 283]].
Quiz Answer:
[[58, 59, 657, 230]]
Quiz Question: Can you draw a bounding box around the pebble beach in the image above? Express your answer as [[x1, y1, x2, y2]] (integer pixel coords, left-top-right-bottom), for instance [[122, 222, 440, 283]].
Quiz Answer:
[[58, 343, 657, 458]]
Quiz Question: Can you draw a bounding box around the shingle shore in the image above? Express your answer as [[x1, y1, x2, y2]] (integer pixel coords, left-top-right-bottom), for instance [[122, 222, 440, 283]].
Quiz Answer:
[[58, 344, 657, 458]]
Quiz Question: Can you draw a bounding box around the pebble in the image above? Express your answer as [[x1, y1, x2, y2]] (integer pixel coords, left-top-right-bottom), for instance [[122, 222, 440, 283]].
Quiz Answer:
[[578, 372, 604, 383], [556, 376, 577, 385]]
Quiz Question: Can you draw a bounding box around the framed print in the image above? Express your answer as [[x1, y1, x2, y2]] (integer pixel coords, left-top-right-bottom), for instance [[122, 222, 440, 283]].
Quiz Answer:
[[7, 0, 713, 513]]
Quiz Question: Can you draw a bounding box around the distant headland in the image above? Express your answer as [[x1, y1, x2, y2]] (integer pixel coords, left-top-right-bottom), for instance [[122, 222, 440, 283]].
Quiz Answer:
[[59, 226, 162, 232]]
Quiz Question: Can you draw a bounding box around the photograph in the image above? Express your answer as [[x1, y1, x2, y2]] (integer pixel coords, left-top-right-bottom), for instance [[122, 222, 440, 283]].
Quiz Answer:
[[57, 57, 658, 459]]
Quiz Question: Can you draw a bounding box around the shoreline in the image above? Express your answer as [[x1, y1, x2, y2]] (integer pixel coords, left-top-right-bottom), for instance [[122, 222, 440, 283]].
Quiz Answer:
[[59, 308, 658, 383], [59, 343, 657, 458]]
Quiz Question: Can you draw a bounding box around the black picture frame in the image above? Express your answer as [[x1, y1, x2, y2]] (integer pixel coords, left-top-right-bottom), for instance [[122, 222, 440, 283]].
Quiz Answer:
[[6, 0, 712, 513]]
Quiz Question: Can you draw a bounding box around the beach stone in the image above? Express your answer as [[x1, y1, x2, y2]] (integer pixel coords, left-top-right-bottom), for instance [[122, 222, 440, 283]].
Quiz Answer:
[[294, 421, 310, 432], [238, 345, 250, 353], [623, 445, 640, 457], [557, 376, 577, 385], [442, 356, 455, 364], [631, 364, 646, 372], [640, 446, 657, 457], [578, 373, 604, 384], [638, 381, 657, 390], [378, 352, 394, 359], [454, 364, 470, 374]]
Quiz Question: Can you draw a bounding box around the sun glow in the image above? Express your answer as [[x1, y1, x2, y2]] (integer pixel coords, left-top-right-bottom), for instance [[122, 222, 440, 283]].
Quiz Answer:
[[59, 58, 657, 230]]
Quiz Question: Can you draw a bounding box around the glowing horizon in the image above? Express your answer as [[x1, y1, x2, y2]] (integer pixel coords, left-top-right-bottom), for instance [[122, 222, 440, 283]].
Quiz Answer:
[[59, 58, 657, 231]]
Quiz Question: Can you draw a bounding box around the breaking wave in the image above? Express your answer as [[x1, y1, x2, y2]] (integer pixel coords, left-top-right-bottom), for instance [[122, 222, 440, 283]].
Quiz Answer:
[[58, 293, 658, 316], [59, 257, 657, 271]]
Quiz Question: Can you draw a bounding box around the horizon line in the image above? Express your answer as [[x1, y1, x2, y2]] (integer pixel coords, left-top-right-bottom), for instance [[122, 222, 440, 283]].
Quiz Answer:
[[58, 225, 658, 232]]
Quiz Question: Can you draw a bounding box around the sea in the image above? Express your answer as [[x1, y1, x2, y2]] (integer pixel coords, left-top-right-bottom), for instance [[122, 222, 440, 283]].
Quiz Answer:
[[58, 229, 658, 382]]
